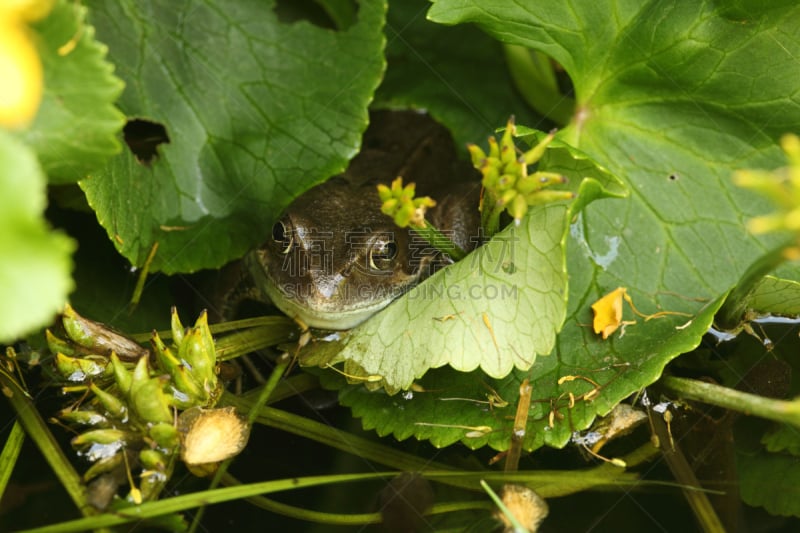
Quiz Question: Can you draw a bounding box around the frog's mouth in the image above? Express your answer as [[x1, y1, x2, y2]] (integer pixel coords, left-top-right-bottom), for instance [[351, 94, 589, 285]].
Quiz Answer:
[[261, 277, 400, 330]]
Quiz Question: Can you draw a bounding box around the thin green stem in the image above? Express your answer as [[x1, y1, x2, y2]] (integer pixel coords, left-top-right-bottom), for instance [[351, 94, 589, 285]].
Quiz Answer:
[[132, 316, 298, 343], [189, 355, 291, 533], [221, 392, 457, 475], [0, 420, 25, 499], [649, 407, 725, 533], [503, 44, 575, 126], [480, 196, 502, 238], [413, 220, 466, 261], [480, 480, 526, 532], [661, 375, 800, 427], [0, 367, 94, 518], [16, 472, 403, 533]]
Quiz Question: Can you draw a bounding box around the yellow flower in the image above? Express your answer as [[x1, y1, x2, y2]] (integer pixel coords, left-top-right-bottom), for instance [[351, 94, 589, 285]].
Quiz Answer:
[[0, 0, 55, 128]]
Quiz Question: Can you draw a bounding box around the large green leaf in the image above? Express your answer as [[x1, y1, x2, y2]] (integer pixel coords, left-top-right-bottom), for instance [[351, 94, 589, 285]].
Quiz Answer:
[[375, 0, 548, 151], [325, 1, 800, 450], [19, 0, 125, 183], [0, 132, 75, 343], [82, 0, 387, 273]]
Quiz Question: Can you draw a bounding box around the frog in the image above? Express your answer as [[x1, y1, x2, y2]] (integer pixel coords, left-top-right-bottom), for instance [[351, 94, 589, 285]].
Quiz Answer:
[[244, 110, 481, 330]]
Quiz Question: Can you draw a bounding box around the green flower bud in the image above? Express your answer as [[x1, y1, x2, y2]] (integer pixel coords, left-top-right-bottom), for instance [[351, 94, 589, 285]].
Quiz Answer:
[[500, 143, 517, 167], [131, 374, 172, 424], [61, 304, 149, 362], [139, 449, 168, 471], [488, 136, 500, 160], [497, 173, 516, 191], [525, 189, 575, 206], [82, 452, 124, 482], [380, 198, 399, 216], [377, 183, 392, 202], [510, 193, 529, 223], [194, 311, 215, 362], [152, 331, 180, 373], [61, 304, 96, 348], [170, 307, 185, 346], [499, 189, 518, 207], [58, 408, 108, 427], [46, 330, 78, 357], [110, 352, 132, 396], [521, 130, 555, 165], [89, 383, 128, 420], [72, 428, 129, 446], [467, 143, 487, 167], [149, 422, 180, 450], [480, 164, 500, 189], [166, 364, 207, 409], [471, 118, 572, 237], [178, 328, 215, 388], [517, 171, 566, 195], [377, 176, 436, 230], [130, 352, 150, 388]]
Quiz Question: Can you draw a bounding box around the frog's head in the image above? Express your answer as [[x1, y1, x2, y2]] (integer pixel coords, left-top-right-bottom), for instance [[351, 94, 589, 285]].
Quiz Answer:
[[248, 178, 436, 329]]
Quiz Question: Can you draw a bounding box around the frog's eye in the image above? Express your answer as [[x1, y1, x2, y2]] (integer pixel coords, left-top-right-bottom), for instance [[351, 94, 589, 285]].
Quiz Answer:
[[271, 218, 294, 254], [369, 238, 398, 272]]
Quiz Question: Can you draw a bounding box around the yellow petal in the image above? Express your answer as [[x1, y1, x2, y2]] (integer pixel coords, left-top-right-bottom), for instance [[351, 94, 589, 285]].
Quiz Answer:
[[591, 287, 626, 339], [1, 0, 55, 22], [0, 21, 42, 128]]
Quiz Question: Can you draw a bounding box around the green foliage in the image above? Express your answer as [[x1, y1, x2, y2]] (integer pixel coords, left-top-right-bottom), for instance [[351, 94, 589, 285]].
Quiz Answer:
[[5, 0, 800, 529], [0, 132, 75, 343], [19, 0, 125, 183]]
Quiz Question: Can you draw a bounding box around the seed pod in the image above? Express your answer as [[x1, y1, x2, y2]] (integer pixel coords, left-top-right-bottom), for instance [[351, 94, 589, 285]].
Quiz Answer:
[[130, 374, 172, 424], [149, 422, 179, 450], [152, 331, 180, 370], [510, 194, 529, 224], [109, 353, 132, 396], [170, 307, 185, 346], [61, 304, 149, 362], [72, 428, 129, 446], [89, 383, 127, 420], [178, 328, 215, 389], [82, 452, 124, 482], [166, 364, 207, 409], [46, 330, 79, 357], [488, 135, 500, 160], [178, 406, 250, 467], [139, 449, 168, 472], [525, 189, 575, 206], [55, 352, 109, 382], [58, 408, 108, 427], [521, 131, 555, 165], [467, 143, 487, 167]]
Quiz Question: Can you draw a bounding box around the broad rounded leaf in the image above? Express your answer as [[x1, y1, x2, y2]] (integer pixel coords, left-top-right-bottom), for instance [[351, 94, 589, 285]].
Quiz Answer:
[[0, 132, 75, 343], [82, 0, 387, 273], [19, 0, 125, 183], [305, 139, 625, 392]]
